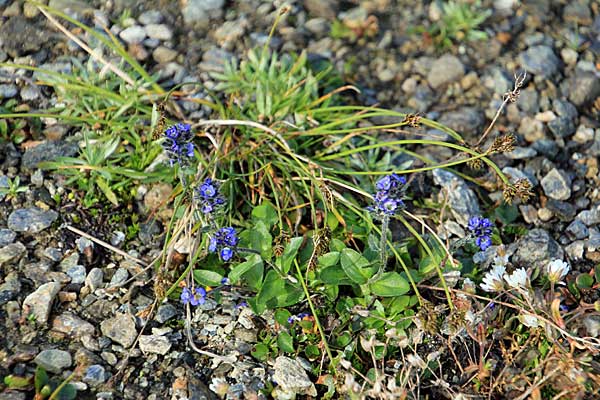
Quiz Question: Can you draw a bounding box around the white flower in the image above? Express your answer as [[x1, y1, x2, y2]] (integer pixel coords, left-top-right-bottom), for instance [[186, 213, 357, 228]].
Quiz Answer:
[[493, 253, 509, 267], [504, 268, 529, 290], [545, 259, 570, 283], [520, 314, 541, 328], [480, 265, 506, 292]]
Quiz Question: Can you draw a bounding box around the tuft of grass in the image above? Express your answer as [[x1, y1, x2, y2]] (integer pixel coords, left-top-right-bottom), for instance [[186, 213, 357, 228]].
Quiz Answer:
[[424, 0, 491, 49]]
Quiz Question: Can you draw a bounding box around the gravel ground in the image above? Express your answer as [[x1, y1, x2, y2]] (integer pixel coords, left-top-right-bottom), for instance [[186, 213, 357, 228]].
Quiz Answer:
[[0, 0, 599, 399]]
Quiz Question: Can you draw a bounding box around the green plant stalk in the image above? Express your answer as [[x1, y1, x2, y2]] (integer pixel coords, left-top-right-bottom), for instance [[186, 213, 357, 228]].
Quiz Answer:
[[397, 214, 453, 311], [47, 371, 76, 400], [372, 215, 390, 283], [293, 259, 334, 364]]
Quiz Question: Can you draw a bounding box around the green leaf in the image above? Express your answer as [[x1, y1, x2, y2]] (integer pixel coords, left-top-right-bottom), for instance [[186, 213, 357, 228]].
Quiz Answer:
[[275, 309, 292, 326], [56, 383, 78, 400], [229, 254, 263, 290], [318, 265, 353, 285], [193, 269, 223, 287], [340, 248, 375, 284], [251, 343, 269, 361], [242, 221, 273, 259], [369, 272, 410, 297], [95, 176, 118, 206], [276, 237, 304, 274], [35, 366, 48, 392], [305, 344, 320, 360], [4, 374, 31, 389], [576, 273, 594, 289], [277, 331, 294, 353], [253, 271, 304, 314], [252, 202, 278, 228], [330, 238, 346, 252], [317, 252, 340, 268]]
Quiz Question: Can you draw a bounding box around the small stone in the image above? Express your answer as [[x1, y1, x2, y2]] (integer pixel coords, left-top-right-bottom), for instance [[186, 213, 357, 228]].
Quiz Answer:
[[101, 351, 118, 366], [566, 219, 589, 240], [0, 242, 26, 266], [0, 84, 18, 98], [100, 313, 137, 347], [546, 199, 576, 221], [66, 265, 86, 284], [577, 205, 600, 226], [21, 140, 79, 171], [83, 364, 107, 386], [573, 125, 595, 143], [560, 48, 578, 65], [34, 349, 72, 373], [139, 335, 171, 355], [538, 207, 553, 222], [182, 0, 225, 24], [438, 107, 484, 136], [109, 268, 129, 287], [0, 229, 16, 247], [155, 304, 178, 323], [22, 282, 61, 324], [110, 231, 126, 246], [518, 45, 560, 78], [584, 316, 600, 337], [85, 268, 104, 291], [541, 168, 571, 200], [0, 16, 49, 57], [8, 208, 58, 233], [145, 24, 172, 41], [119, 25, 146, 44], [553, 99, 578, 120], [568, 71, 600, 107], [0, 272, 21, 305], [272, 356, 317, 397], [512, 229, 564, 268], [505, 147, 537, 159], [565, 241, 584, 260], [31, 169, 44, 187], [519, 205, 538, 224], [152, 46, 178, 63], [144, 183, 173, 219], [547, 117, 576, 138], [563, 1, 592, 25], [427, 55, 465, 89], [52, 312, 95, 338], [76, 237, 94, 254], [138, 10, 163, 25]]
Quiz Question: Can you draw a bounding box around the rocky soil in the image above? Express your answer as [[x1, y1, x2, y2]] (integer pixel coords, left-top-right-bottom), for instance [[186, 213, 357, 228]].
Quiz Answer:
[[0, 0, 599, 399]]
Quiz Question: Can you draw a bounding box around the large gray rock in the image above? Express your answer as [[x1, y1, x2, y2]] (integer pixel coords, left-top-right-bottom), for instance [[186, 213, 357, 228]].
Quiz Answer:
[[518, 45, 560, 78], [34, 349, 72, 373], [427, 55, 465, 89], [0, 16, 49, 57], [541, 168, 571, 200], [100, 313, 137, 347], [22, 282, 62, 325], [8, 208, 58, 233], [272, 356, 317, 397], [432, 169, 480, 226], [512, 229, 563, 268], [21, 141, 79, 171]]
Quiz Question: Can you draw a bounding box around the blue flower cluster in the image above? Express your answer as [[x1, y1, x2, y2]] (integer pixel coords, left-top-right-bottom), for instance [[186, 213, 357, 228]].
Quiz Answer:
[[288, 312, 309, 324], [371, 173, 407, 216], [162, 123, 195, 166], [195, 178, 225, 214], [209, 227, 238, 261], [180, 286, 207, 306], [467, 216, 493, 251]]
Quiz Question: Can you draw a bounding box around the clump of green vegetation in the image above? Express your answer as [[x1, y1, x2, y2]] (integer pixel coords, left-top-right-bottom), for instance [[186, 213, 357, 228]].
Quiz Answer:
[[3, 366, 77, 400], [425, 0, 491, 48], [2, 3, 599, 400]]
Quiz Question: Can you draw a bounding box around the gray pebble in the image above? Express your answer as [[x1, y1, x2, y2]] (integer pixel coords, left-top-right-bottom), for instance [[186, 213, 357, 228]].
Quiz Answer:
[[541, 168, 571, 200], [52, 312, 95, 338], [182, 0, 225, 24], [438, 107, 484, 136], [85, 268, 104, 291], [83, 364, 107, 386], [427, 54, 465, 89], [512, 229, 564, 268], [0, 84, 18, 99], [145, 24, 172, 41], [272, 356, 317, 397], [518, 45, 560, 78], [0, 229, 16, 247], [139, 334, 171, 355], [22, 282, 61, 325], [155, 304, 178, 323], [0, 272, 21, 305], [138, 10, 163, 25], [34, 349, 72, 373], [21, 140, 79, 171], [109, 268, 129, 287], [505, 147, 537, 160], [0, 242, 26, 266], [119, 25, 146, 44], [566, 219, 589, 240], [547, 117, 576, 138], [100, 313, 137, 347], [66, 265, 86, 284], [153, 46, 178, 63], [432, 169, 480, 226], [576, 205, 600, 226], [568, 71, 600, 106]]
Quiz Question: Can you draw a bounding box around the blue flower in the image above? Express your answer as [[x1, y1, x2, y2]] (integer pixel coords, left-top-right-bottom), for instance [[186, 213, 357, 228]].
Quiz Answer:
[[220, 247, 234, 261], [221, 277, 230, 285], [209, 227, 238, 261], [468, 216, 493, 251], [181, 286, 207, 306], [370, 173, 407, 217], [161, 123, 195, 166], [195, 178, 225, 215]]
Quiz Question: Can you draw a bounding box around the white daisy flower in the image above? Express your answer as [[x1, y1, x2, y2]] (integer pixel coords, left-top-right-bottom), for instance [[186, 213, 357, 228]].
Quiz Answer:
[[545, 259, 570, 284], [480, 265, 506, 292], [504, 268, 529, 290]]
